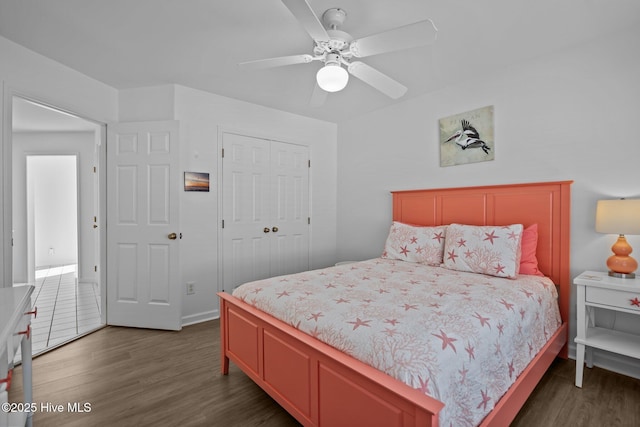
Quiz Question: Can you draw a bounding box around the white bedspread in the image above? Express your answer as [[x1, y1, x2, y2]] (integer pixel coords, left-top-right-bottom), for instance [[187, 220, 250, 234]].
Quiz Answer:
[[232, 258, 562, 426]]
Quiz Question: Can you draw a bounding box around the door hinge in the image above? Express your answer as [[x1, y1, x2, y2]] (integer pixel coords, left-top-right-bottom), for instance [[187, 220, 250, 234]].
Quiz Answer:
[[308, 217, 311, 225], [308, 159, 311, 168], [221, 148, 225, 158], [222, 219, 225, 229], [93, 166, 97, 173], [94, 266, 98, 272]]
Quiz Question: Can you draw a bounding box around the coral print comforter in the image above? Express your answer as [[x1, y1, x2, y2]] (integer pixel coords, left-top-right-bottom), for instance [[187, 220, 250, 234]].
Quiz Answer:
[[232, 258, 562, 427]]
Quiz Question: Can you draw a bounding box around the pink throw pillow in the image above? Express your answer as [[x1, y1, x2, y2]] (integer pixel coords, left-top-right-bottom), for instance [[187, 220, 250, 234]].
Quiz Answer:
[[519, 224, 544, 276]]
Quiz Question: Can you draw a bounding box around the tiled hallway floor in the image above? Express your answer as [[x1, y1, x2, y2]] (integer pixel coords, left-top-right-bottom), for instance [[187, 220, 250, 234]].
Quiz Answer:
[[15, 265, 103, 360]]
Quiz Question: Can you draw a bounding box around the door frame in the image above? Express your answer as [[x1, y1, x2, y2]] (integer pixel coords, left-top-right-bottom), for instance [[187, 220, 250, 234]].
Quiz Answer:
[[2, 87, 107, 324]]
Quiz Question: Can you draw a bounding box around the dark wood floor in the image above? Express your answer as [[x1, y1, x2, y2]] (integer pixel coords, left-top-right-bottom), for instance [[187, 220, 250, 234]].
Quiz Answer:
[[8, 320, 640, 427]]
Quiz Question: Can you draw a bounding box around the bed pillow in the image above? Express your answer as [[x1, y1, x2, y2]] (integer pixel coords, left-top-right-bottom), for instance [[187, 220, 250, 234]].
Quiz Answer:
[[382, 222, 446, 265], [443, 223, 523, 279], [519, 224, 545, 276]]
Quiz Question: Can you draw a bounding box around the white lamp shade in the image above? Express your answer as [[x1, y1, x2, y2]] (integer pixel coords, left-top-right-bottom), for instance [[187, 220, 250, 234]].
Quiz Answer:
[[595, 199, 640, 235], [316, 64, 349, 92]]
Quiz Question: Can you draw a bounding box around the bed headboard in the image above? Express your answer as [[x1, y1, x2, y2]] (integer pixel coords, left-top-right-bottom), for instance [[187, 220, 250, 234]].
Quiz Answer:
[[392, 181, 572, 325]]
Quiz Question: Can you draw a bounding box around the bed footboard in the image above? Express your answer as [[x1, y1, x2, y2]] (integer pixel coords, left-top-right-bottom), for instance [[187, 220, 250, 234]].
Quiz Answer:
[[219, 292, 443, 427]]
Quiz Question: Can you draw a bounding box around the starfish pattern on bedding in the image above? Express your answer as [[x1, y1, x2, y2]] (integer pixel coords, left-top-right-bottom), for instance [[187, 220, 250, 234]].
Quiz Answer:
[[477, 389, 491, 410], [348, 317, 371, 330], [472, 312, 491, 329], [432, 330, 458, 353], [483, 230, 499, 244]]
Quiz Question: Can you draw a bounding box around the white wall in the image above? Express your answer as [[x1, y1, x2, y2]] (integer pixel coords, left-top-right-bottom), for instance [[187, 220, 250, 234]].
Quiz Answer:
[[0, 37, 118, 123], [0, 35, 118, 287], [119, 84, 338, 325], [12, 132, 97, 284], [337, 26, 640, 378], [1, 33, 337, 328], [29, 155, 77, 267]]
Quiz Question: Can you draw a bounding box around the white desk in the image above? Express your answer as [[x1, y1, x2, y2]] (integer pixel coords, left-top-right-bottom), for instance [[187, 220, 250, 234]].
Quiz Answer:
[[0, 286, 35, 427], [574, 271, 640, 387]]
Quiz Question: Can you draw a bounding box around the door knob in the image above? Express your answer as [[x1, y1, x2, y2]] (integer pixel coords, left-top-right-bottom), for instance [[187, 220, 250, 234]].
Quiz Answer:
[[272, 226, 279, 232], [263, 227, 270, 233], [168, 232, 177, 240]]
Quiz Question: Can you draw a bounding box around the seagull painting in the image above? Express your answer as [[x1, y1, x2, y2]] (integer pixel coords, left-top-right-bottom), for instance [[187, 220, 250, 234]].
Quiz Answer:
[[444, 119, 491, 154]]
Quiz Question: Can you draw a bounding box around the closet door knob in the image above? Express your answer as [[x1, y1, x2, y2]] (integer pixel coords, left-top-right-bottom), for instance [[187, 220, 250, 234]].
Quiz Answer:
[[263, 227, 270, 233], [272, 226, 279, 232], [168, 232, 177, 240]]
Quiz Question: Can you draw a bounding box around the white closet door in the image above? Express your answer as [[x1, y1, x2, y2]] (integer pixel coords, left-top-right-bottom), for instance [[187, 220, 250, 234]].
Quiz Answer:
[[222, 132, 309, 292], [222, 133, 272, 291], [269, 140, 309, 277]]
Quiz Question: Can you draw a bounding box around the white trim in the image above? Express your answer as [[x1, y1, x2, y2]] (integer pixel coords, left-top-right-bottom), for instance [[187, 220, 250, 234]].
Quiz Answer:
[[216, 125, 223, 295], [181, 310, 219, 327], [2, 81, 11, 287]]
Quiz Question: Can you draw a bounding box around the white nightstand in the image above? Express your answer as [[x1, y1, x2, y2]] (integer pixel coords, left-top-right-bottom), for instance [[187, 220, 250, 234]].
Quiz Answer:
[[574, 271, 640, 387]]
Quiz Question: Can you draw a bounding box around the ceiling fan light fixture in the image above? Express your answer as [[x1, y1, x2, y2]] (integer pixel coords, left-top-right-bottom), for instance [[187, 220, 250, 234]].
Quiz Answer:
[[316, 62, 349, 92]]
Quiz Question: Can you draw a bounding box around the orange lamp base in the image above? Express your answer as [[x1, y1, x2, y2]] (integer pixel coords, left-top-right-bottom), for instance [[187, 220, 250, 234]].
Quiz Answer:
[[606, 235, 637, 279]]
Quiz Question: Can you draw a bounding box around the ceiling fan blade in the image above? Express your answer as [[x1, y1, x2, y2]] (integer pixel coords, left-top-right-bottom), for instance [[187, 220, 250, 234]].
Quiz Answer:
[[281, 0, 330, 42], [349, 19, 438, 58], [347, 61, 407, 99], [239, 54, 314, 70], [309, 83, 328, 107]]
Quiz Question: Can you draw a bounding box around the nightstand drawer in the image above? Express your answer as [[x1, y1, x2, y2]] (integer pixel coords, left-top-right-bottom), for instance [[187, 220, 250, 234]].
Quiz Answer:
[[586, 286, 640, 312], [9, 309, 31, 360]]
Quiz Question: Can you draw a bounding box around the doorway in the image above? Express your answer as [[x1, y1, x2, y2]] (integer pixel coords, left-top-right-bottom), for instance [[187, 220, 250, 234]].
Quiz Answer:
[[27, 155, 78, 281], [12, 96, 105, 357]]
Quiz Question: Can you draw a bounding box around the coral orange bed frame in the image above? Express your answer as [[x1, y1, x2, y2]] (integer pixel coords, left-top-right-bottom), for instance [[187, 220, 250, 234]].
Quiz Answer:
[[219, 181, 572, 427]]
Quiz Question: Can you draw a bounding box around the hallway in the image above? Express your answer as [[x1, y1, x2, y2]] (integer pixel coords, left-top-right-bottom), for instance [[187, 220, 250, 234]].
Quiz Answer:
[[15, 264, 103, 360]]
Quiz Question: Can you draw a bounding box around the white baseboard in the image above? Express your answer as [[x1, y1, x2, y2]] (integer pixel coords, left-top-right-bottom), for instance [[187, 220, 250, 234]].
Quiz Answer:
[[568, 342, 640, 380], [181, 309, 219, 327], [77, 278, 95, 285]]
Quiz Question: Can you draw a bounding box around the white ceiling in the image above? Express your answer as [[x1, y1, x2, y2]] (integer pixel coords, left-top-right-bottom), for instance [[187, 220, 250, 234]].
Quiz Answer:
[[1, 0, 640, 124]]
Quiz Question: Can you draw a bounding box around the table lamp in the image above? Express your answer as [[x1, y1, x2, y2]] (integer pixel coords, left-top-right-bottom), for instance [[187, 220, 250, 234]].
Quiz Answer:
[[595, 198, 640, 278]]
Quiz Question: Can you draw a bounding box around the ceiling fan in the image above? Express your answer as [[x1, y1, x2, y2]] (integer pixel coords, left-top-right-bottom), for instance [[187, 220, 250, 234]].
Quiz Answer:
[[240, 0, 438, 106]]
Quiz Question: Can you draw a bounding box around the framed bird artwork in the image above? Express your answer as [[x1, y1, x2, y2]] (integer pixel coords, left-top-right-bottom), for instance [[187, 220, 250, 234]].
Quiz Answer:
[[439, 105, 494, 167]]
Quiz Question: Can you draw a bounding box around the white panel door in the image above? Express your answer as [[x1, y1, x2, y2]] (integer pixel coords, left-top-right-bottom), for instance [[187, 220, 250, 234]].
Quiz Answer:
[[222, 133, 272, 291], [269, 140, 310, 277], [106, 121, 181, 330], [222, 132, 309, 292]]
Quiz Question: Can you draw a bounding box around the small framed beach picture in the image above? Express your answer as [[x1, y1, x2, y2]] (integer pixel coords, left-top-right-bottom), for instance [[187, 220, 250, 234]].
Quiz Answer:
[[184, 172, 210, 192], [439, 105, 495, 167]]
